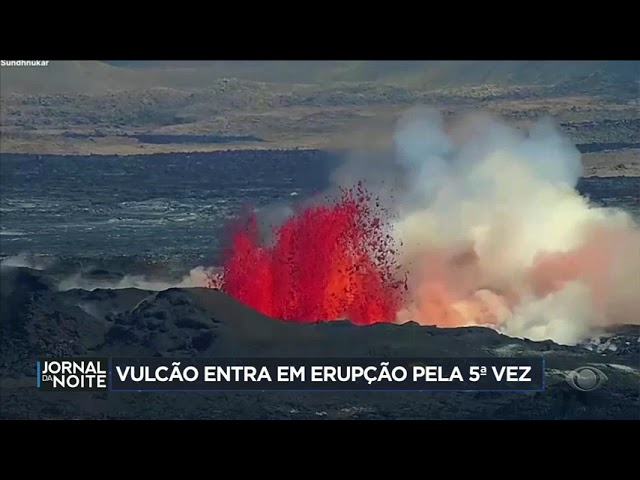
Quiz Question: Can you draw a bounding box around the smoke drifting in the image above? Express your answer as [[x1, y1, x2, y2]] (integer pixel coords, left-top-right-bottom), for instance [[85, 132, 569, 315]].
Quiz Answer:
[[221, 106, 640, 345], [56, 266, 220, 292], [0, 253, 56, 271], [363, 107, 639, 344]]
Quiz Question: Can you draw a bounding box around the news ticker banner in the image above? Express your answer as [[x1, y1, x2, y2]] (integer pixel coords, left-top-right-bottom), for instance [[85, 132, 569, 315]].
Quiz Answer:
[[37, 357, 545, 392]]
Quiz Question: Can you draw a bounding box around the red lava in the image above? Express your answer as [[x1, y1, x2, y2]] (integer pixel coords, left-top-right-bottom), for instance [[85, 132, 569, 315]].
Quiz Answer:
[[217, 182, 406, 325]]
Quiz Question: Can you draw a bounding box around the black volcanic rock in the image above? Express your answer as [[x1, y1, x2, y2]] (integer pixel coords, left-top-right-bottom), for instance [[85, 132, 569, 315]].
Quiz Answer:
[[82, 268, 126, 282], [102, 288, 221, 357], [58, 287, 151, 322], [0, 267, 106, 376], [0, 268, 638, 419], [578, 325, 640, 356], [0, 266, 55, 295]]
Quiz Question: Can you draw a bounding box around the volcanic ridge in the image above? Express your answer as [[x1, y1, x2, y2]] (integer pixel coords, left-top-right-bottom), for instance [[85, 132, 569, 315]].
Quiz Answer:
[[1, 265, 638, 420]]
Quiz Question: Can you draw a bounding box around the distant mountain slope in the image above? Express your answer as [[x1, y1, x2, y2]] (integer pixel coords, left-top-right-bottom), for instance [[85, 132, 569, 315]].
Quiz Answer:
[[105, 60, 640, 87], [0, 61, 149, 95], [2, 60, 637, 95]]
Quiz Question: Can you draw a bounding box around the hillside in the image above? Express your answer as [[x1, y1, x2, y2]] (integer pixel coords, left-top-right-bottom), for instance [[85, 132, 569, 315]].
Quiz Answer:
[[105, 61, 640, 88], [107, 60, 640, 88], [1, 266, 638, 419], [0, 61, 638, 175], [2, 60, 638, 94], [0, 61, 145, 95]]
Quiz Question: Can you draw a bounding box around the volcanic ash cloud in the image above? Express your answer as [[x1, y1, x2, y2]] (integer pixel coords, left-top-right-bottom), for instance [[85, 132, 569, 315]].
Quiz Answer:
[[386, 107, 640, 345]]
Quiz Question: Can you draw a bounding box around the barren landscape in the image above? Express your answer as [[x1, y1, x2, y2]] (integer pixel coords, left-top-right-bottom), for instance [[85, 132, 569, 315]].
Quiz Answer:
[[1, 60, 638, 176], [1, 61, 639, 420], [2, 266, 638, 419]]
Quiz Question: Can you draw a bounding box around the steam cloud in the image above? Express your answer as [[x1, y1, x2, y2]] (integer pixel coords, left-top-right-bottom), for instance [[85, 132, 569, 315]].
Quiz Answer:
[[332, 106, 639, 345], [56, 266, 220, 292], [0, 253, 57, 271]]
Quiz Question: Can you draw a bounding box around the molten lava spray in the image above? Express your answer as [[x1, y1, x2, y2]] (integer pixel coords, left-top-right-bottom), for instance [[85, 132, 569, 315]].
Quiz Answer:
[[218, 106, 640, 345], [221, 183, 406, 325]]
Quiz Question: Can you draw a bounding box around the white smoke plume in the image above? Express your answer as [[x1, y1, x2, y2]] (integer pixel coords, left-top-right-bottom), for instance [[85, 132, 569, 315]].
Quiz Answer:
[[0, 253, 57, 271], [335, 106, 640, 345], [56, 266, 220, 292]]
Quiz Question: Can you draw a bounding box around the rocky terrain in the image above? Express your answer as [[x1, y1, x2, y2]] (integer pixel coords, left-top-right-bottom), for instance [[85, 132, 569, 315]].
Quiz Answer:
[[1, 265, 638, 420], [0, 61, 638, 176]]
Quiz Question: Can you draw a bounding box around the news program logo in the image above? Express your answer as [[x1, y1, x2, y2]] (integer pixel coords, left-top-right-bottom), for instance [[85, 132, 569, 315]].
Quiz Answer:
[[37, 357, 109, 391]]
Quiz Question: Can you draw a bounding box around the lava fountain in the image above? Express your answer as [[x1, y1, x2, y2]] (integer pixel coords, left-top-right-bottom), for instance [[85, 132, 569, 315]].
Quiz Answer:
[[218, 182, 407, 325], [209, 108, 640, 346]]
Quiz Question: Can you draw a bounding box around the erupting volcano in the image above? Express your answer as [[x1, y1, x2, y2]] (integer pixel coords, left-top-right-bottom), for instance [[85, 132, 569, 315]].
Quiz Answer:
[[207, 107, 640, 346], [219, 183, 407, 325]]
